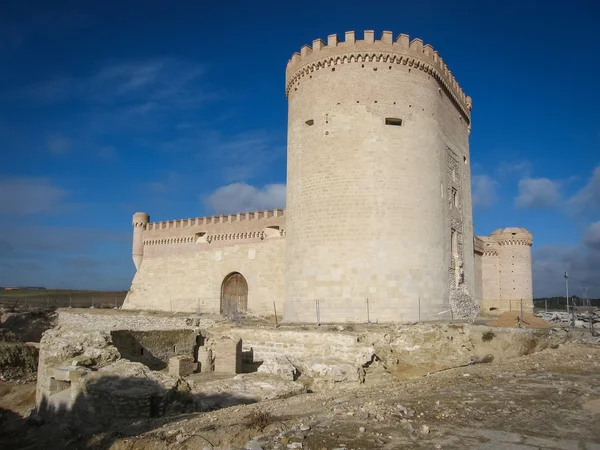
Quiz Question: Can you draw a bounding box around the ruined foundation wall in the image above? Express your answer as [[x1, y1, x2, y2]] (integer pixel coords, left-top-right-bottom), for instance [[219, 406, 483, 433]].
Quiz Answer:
[[111, 330, 197, 370], [56, 310, 214, 331]]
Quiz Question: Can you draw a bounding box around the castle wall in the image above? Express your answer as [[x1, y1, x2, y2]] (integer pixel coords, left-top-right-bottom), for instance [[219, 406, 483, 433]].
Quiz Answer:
[[123, 210, 286, 316], [284, 31, 473, 323]]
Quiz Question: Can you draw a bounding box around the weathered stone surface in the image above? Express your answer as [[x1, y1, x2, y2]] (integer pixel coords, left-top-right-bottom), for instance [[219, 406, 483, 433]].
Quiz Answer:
[[0, 342, 39, 380], [299, 358, 365, 384], [212, 337, 242, 374], [257, 355, 298, 381], [197, 347, 213, 373], [169, 355, 196, 378], [189, 372, 306, 409]]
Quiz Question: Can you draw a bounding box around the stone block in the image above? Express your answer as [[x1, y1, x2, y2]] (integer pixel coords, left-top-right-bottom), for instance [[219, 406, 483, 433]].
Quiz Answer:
[[168, 355, 196, 378], [257, 355, 298, 381], [213, 337, 242, 374], [197, 347, 213, 373]]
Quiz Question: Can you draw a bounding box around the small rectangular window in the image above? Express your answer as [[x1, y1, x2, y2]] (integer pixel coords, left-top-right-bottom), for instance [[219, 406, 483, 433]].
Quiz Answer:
[[385, 118, 402, 126], [452, 188, 458, 207]]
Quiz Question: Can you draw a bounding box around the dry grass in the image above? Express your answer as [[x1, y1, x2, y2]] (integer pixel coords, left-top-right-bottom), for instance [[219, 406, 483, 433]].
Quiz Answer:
[[482, 331, 496, 342], [244, 410, 275, 430]]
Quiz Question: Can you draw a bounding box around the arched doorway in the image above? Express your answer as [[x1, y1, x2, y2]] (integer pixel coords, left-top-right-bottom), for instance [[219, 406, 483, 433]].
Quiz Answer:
[[220, 272, 248, 316]]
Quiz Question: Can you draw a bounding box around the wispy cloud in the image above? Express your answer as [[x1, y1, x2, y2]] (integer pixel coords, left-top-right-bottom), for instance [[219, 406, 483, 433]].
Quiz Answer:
[[533, 220, 600, 297], [496, 160, 531, 178], [472, 175, 498, 209], [203, 183, 286, 215], [0, 177, 70, 215], [0, 225, 132, 290], [567, 165, 600, 217], [47, 132, 72, 154], [19, 58, 213, 109], [159, 129, 285, 183], [515, 177, 561, 209]]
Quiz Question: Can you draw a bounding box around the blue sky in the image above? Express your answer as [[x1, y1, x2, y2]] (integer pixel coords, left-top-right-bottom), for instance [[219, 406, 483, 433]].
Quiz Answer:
[[1, 0, 599, 297]]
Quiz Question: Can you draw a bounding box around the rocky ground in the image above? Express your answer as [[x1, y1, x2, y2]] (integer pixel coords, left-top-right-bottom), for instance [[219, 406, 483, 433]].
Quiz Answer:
[[1, 340, 599, 450]]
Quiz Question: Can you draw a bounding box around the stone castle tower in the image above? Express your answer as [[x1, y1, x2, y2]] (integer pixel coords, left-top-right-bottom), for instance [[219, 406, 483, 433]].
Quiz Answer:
[[284, 31, 475, 322], [476, 228, 534, 313], [122, 30, 533, 322]]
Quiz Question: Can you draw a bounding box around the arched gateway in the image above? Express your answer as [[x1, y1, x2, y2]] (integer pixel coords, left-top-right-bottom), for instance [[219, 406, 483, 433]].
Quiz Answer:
[[220, 272, 248, 316]]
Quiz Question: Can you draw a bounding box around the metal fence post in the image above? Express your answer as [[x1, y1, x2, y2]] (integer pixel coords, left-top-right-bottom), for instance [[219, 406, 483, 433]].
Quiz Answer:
[[316, 299, 320, 326], [366, 298, 370, 324], [519, 298, 523, 328], [545, 299, 548, 313], [418, 297, 421, 323], [273, 301, 278, 327], [91, 296, 95, 309], [69, 296, 72, 308]]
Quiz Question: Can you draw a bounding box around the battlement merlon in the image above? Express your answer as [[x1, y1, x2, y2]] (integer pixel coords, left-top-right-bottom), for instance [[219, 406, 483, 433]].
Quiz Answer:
[[285, 30, 472, 120], [489, 227, 533, 246], [132, 209, 286, 239]]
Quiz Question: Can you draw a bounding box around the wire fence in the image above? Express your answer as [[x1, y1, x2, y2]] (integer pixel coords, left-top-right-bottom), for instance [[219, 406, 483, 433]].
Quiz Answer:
[[0, 293, 128, 310]]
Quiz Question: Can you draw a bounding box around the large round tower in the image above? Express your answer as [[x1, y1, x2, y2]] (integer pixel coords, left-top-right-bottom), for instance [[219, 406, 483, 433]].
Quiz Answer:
[[283, 30, 474, 323]]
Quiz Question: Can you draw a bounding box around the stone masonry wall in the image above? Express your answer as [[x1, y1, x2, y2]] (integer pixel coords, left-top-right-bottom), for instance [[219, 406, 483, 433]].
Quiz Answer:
[[124, 239, 285, 316], [284, 30, 473, 323], [216, 328, 374, 364], [56, 310, 216, 331]]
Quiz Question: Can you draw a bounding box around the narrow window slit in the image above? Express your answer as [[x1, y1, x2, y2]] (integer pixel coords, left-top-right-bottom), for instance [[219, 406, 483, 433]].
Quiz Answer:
[[385, 118, 402, 126]]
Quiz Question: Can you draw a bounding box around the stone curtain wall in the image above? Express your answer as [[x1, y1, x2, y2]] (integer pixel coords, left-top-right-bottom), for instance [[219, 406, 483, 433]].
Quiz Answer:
[[124, 239, 285, 316]]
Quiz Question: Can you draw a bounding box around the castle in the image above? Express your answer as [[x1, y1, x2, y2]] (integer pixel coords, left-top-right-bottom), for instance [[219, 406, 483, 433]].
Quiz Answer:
[[123, 30, 533, 322]]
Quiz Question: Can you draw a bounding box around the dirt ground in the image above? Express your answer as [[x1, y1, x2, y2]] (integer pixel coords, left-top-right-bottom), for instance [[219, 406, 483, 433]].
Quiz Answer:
[[1, 341, 599, 450]]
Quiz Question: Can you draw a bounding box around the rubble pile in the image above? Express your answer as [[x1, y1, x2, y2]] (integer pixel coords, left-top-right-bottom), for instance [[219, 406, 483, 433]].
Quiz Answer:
[[536, 309, 599, 330], [449, 287, 479, 319]]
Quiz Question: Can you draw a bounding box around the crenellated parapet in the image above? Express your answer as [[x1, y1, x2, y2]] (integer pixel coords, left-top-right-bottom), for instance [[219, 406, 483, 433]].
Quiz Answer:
[[490, 227, 533, 247], [136, 209, 286, 250], [286, 30, 472, 120], [145, 209, 285, 232]]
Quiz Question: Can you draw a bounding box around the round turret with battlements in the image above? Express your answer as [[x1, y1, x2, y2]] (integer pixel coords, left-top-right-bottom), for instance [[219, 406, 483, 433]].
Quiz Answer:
[[132, 212, 149, 270], [283, 30, 475, 323], [491, 227, 534, 310]]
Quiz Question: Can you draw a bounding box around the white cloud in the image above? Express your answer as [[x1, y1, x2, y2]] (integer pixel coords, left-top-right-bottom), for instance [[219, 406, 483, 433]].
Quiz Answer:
[[515, 177, 561, 209], [159, 130, 285, 183], [472, 175, 498, 209], [582, 221, 600, 251], [567, 165, 600, 216], [47, 132, 72, 154], [0, 177, 70, 215], [497, 160, 531, 178], [203, 183, 286, 215], [533, 224, 600, 298]]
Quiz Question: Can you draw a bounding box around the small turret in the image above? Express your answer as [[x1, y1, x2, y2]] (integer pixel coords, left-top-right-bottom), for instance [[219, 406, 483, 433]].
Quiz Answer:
[[132, 212, 149, 270]]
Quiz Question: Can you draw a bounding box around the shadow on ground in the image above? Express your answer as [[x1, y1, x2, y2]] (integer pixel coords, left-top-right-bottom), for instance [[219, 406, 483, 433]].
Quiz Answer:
[[0, 374, 257, 450]]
